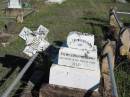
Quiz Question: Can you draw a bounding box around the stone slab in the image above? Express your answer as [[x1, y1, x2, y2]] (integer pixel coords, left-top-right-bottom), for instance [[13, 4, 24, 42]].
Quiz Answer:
[[58, 47, 99, 70], [8, 0, 22, 8], [49, 64, 100, 91], [46, 0, 66, 4]]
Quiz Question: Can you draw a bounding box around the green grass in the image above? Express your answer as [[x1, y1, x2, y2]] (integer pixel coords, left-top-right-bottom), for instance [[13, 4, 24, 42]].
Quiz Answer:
[[115, 60, 130, 97], [0, 0, 130, 96]]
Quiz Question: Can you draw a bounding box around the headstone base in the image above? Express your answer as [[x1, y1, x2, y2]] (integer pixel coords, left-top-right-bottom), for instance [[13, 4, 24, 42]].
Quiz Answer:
[[49, 64, 100, 91], [40, 84, 100, 97]]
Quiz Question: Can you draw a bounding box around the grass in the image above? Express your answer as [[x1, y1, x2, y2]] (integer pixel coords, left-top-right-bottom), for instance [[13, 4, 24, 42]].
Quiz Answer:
[[0, 0, 130, 96], [115, 59, 130, 97]]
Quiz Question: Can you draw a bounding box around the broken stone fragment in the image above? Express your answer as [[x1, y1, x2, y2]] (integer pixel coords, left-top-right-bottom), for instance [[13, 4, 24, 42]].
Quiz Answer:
[[120, 28, 130, 56], [67, 31, 94, 50], [101, 40, 115, 74]]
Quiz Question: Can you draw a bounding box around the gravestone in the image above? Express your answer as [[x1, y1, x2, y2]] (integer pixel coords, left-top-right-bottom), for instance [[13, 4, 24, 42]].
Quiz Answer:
[[8, 0, 22, 9], [19, 25, 50, 57], [49, 32, 100, 90], [46, 0, 66, 4]]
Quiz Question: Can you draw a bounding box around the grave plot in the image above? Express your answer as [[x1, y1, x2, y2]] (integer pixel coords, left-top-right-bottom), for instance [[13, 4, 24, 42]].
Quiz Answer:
[[19, 25, 50, 57], [49, 31, 101, 91], [4, 0, 34, 23]]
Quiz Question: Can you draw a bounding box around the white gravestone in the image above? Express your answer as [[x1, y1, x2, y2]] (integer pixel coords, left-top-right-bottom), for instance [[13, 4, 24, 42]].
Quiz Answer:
[[46, 0, 66, 4], [67, 31, 94, 50], [49, 64, 100, 91], [19, 25, 50, 57], [49, 32, 100, 90], [8, 0, 22, 9], [58, 47, 98, 70]]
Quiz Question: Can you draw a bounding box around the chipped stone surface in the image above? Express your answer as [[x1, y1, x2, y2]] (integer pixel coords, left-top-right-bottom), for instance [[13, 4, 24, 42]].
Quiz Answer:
[[67, 31, 94, 50]]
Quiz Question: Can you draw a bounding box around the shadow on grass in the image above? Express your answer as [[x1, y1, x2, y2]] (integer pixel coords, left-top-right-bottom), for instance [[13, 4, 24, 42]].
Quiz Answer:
[[12, 52, 52, 97], [0, 55, 28, 87], [12, 42, 62, 97], [81, 17, 116, 40]]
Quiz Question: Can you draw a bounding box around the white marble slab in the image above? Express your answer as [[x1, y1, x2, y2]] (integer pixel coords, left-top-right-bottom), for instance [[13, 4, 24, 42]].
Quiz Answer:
[[67, 31, 94, 50], [58, 47, 99, 70], [49, 64, 100, 91], [8, 0, 22, 8], [46, 0, 66, 4]]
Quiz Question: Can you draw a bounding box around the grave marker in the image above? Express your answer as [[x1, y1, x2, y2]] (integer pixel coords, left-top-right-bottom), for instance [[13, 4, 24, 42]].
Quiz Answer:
[[49, 32, 100, 90], [8, 0, 22, 9], [46, 0, 66, 4], [58, 47, 98, 70], [19, 25, 50, 57]]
